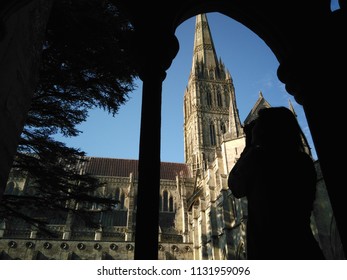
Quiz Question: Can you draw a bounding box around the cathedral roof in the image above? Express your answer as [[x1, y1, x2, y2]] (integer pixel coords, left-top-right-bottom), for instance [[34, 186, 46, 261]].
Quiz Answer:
[[243, 91, 271, 125], [83, 157, 191, 180]]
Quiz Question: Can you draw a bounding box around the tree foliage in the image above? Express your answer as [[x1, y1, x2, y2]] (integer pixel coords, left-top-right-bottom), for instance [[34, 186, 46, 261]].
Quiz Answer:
[[0, 0, 138, 235]]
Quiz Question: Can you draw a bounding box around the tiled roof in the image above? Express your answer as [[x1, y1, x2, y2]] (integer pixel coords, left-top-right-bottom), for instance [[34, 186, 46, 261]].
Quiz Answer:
[[83, 157, 191, 180]]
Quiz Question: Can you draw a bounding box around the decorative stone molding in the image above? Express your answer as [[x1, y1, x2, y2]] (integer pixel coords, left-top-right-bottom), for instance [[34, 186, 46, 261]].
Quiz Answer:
[[60, 242, 69, 250], [94, 243, 102, 250], [77, 243, 85, 250], [110, 243, 118, 251], [26, 241, 35, 249], [8, 240, 17, 248], [126, 244, 133, 251], [43, 242, 52, 249], [171, 245, 179, 252]]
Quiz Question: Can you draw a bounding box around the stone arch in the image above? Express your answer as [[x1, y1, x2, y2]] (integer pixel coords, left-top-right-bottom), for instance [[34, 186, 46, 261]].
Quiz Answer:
[[122, 3, 346, 259], [0, 0, 345, 259]]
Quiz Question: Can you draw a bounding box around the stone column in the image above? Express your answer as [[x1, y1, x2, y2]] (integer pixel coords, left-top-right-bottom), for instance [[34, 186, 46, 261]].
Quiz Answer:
[[277, 6, 347, 256], [133, 31, 179, 260]]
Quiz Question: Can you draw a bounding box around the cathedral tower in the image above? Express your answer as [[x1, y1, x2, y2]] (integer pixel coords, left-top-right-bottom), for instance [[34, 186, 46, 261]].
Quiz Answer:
[[183, 14, 243, 178]]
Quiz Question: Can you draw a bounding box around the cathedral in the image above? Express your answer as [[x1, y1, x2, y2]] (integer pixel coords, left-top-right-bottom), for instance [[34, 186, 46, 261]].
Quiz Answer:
[[0, 14, 343, 260]]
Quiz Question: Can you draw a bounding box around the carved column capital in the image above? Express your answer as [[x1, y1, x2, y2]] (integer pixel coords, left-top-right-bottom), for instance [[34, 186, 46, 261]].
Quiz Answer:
[[131, 30, 179, 82]]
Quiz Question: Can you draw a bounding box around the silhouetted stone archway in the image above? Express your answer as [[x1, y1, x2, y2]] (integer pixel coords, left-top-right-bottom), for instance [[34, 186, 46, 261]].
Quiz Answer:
[[0, 0, 346, 259], [117, 1, 346, 260]]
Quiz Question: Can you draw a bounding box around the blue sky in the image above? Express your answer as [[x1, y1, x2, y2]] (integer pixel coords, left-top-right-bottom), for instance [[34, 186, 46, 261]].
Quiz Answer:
[[53, 8, 344, 162]]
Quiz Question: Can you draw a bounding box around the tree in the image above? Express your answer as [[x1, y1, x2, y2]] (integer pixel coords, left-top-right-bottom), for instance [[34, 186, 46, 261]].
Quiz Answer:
[[0, 0, 138, 235]]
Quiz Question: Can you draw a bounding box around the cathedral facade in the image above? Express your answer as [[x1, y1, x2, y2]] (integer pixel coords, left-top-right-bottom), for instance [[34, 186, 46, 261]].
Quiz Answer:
[[0, 14, 342, 260]]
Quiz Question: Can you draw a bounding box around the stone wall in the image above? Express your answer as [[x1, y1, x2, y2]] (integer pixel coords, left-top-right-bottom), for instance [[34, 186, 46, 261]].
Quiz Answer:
[[0, 238, 193, 260]]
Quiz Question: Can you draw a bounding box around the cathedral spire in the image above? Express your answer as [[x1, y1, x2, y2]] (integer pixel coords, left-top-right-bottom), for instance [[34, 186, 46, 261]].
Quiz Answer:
[[184, 13, 244, 176], [288, 98, 297, 117], [191, 13, 219, 75]]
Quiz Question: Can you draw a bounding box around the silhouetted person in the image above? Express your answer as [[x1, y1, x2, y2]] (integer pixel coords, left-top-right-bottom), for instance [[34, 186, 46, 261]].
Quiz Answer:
[[228, 106, 325, 260]]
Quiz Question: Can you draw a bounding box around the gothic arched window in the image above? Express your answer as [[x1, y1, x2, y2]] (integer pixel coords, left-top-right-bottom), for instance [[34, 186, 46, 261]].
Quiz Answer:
[[120, 193, 125, 209], [169, 197, 174, 212], [210, 123, 216, 146], [206, 89, 212, 106], [221, 122, 226, 134], [163, 190, 169, 212], [217, 91, 222, 107], [115, 188, 120, 201]]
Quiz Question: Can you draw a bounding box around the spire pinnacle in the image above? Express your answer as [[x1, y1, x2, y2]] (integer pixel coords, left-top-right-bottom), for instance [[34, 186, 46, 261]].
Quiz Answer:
[[288, 99, 297, 117], [192, 13, 219, 74]]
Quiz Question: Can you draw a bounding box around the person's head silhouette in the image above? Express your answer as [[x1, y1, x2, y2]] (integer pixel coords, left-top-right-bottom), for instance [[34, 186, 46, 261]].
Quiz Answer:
[[251, 106, 307, 153]]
